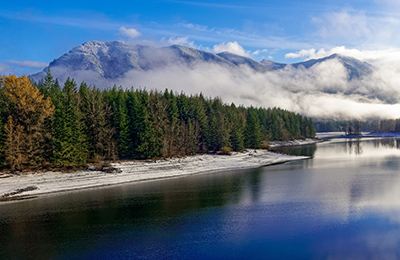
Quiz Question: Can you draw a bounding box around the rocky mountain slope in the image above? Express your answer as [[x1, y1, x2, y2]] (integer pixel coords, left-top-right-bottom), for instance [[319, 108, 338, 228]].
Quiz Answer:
[[31, 40, 374, 87]]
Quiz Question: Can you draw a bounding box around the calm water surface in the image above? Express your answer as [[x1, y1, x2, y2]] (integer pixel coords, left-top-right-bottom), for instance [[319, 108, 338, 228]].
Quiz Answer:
[[2, 138, 400, 259]]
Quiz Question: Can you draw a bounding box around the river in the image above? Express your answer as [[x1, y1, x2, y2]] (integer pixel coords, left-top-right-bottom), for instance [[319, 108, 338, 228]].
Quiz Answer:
[[1, 137, 400, 259]]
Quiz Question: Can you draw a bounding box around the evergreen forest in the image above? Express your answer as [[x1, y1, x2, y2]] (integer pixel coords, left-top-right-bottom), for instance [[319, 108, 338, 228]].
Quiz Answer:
[[0, 72, 315, 171]]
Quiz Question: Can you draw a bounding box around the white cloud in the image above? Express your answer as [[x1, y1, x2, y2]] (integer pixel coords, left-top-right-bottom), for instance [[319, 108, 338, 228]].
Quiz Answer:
[[213, 41, 249, 57], [119, 26, 141, 40], [252, 49, 268, 55], [311, 10, 400, 48], [7, 60, 48, 69], [285, 46, 400, 67], [312, 10, 370, 41], [0, 60, 48, 75], [0, 63, 11, 74], [161, 36, 195, 47], [180, 22, 210, 32], [285, 48, 317, 59], [48, 52, 400, 120]]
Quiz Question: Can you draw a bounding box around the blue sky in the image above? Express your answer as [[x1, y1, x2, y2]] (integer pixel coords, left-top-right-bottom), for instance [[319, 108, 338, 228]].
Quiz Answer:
[[1, 0, 400, 75]]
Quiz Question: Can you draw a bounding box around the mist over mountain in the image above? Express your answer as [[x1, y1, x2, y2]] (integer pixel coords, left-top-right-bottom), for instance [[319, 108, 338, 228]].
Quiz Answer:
[[32, 40, 372, 84], [31, 40, 400, 120]]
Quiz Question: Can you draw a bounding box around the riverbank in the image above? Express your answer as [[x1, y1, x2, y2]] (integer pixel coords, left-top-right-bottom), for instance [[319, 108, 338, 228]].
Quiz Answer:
[[268, 138, 322, 147], [0, 141, 319, 202]]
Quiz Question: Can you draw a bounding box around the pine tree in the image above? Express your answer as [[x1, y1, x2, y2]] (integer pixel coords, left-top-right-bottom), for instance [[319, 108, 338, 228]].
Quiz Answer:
[[162, 89, 180, 157], [127, 89, 162, 159], [80, 83, 116, 161], [52, 78, 87, 166], [191, 94, 208, 153], [206, 98, 230, 152], [245, 109, 262, 149], [228, 104, 245, 151], [105, 86, 130, 159], [39, 68, 54, 98]]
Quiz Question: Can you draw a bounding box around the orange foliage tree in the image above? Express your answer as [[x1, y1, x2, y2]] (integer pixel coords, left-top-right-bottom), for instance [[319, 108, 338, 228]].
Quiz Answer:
[[0, 75, 54, 170]]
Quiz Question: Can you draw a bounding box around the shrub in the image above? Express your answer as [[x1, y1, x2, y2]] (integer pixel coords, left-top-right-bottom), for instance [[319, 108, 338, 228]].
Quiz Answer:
[[217, 146, 232, 155]]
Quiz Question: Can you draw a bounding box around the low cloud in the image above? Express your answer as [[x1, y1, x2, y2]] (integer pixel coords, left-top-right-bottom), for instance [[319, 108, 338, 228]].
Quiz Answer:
[[1, 60, 48, 75], [109, 58, 400, 120], [213, 41, 249, 56], [119, 26, 141, 40], [44, 46, 400, 121], [285, 46, 400, 70], [7, 60, 48, 69], [0, 63, 11, 74]]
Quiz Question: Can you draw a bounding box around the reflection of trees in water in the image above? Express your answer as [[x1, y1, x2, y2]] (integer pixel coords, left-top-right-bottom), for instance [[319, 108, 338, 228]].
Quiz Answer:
[[249, 168, 263, 203], [273, 144, 317, 157], [0, 168, 267, 259], [346, 139, 363, 155], [346, 138, 400, 156], [372, 138, 400, 150]]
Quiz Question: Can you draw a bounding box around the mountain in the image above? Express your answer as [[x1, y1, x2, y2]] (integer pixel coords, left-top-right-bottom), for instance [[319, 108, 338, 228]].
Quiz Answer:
[[31, 41, 234, 85], [217, 52, 268, 72], [31, 40, 375, 88], [260, 59, 286, 70], [291, 54, 374, 80]]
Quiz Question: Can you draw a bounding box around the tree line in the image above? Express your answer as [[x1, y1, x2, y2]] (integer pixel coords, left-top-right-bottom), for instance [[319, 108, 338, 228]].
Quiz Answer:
[[314, 119, 400, 133], [0, 72, 315, 170]]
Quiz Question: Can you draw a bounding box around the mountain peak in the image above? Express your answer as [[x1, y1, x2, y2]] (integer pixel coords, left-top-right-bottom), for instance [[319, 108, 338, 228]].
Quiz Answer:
[[30, 41, 375, 89], [292, 53, 373, 79]]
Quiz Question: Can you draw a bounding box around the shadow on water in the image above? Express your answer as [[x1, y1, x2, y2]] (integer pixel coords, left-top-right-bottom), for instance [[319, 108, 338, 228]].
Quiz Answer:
[[3, 137, 400, 259], [0, 167, 267, 260], [272, 143, 317, 157]]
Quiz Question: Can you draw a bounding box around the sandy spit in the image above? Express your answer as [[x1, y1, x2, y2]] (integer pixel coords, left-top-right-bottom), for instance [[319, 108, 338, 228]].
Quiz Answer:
[[268, 138, 322, 147], [0, 148, 313, 202]]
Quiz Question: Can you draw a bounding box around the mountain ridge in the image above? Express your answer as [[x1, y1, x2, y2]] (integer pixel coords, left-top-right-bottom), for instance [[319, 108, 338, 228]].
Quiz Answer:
[[31, 40, 374, 87]]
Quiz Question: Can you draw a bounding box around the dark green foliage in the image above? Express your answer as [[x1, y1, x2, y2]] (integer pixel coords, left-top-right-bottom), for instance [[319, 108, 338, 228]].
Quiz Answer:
[[207, 98, 231, 151], [245, 108, 262, 149], [228, 104, 245, 152], [104, 86, 130, 159], [51, 78, 88, 166], [313, 120, 349, 132], [80, 83, 116, 161], [126, 89, 162, 159], [0, 72, 316, 170]]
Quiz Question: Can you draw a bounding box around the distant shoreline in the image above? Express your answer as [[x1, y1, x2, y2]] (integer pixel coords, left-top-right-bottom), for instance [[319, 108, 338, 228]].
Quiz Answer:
[[0, 139, 320, 203], [337, 132, 400, 138]]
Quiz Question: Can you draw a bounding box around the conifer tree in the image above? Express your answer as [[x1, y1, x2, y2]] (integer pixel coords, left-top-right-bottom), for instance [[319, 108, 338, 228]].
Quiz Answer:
[[105, 86, 130, 159], [80, 83, 116, 161], [39, 68, 54, 98], [52, 78, 87, 166], [206, 98, 231, 151], [127, 89, 162, 159], [245, 109, 262, 149], [191, 94, 208, 152], [163, 89, 180, 157], [228, 104, 245, 151]]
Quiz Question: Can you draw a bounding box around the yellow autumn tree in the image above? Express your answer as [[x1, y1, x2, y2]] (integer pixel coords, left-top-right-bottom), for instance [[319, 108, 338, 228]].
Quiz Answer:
[[0, 75, 54, 170]]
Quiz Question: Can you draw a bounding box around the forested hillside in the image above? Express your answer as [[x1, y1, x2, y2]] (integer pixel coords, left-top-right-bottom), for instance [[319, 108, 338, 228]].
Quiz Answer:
[[0, 72, 315, 171]]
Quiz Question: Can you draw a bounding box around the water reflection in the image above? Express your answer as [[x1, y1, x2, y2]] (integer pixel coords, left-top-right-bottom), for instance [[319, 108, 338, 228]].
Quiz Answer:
[[2, 138, 400, 259], [273, 143, 317, 157], [345, 139, 363, 155]]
